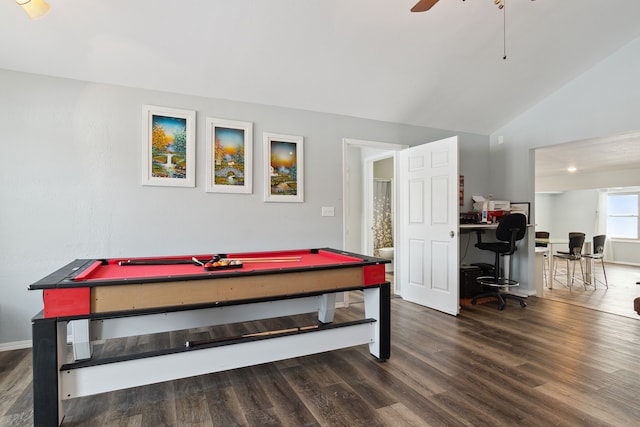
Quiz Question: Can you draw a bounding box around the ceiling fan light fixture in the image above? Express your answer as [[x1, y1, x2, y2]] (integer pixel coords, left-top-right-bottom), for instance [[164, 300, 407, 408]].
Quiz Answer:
[[16, 0, 50, 20]]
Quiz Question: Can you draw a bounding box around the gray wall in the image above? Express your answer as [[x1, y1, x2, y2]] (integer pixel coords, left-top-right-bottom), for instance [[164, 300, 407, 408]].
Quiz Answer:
[[535, 190, 600, 241], [490, 35, 640, 292], [0, 69, 489, 345]]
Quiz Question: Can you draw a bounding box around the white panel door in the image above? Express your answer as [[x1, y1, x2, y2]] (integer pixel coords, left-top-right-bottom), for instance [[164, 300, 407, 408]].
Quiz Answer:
[[398, 136, 459, 315]]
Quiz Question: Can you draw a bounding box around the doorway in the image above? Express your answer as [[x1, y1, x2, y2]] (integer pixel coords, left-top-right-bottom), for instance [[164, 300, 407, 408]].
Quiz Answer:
[[533, 134, 640, 318], [342, 138, 405, 295], [343, 136, 461, 316]]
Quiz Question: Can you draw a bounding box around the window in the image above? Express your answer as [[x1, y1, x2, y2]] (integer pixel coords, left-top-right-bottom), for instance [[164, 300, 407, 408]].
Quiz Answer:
[[607, 193, 639, 239]]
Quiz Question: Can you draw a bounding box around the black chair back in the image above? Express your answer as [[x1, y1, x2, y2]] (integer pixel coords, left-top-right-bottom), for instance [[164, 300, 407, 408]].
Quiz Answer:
[[593, 234, 606, 255], [535, 231, 549, 247], [496, 213, 527, 243], [567, 234, 586, 257]]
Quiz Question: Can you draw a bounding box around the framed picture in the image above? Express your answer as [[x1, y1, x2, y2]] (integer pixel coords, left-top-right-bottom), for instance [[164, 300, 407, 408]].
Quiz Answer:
[[141, 105, 195, 187], [205, 118, 253, 194], [511, 202, 530, 224], [263, 132, 304, 203]]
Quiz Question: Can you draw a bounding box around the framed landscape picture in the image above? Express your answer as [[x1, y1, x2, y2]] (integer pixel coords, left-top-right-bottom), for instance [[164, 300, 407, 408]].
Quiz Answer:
[[263, 132, 304, 203], [141, 105, 195, 187], [205, 118, 253, 194]]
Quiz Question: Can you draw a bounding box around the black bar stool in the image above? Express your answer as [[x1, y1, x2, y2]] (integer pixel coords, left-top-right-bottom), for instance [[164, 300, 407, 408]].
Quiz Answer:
[[471, 213, 528, 310]]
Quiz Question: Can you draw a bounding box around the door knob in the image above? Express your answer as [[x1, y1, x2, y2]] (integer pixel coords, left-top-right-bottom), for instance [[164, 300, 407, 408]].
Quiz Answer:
[[450, 230, 455, 238]]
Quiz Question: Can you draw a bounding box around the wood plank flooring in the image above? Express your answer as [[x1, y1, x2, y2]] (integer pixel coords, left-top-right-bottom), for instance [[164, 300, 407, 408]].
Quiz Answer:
[[2, 292, 640, 426], [543, 262, 640, 319]]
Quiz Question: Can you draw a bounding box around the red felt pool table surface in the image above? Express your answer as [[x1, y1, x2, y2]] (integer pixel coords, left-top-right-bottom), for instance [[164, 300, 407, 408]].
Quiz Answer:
[[75, 249, 364, 282], [31, 248, 388, 317]]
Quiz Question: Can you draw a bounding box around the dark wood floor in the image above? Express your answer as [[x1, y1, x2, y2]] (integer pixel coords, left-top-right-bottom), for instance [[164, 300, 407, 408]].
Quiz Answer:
[[2, 292, 640, 426]]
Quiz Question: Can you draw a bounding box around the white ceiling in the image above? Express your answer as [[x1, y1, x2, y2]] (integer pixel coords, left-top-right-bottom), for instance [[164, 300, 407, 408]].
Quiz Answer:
[[2, 0, 640, 136], [535, 132, 640, 178]]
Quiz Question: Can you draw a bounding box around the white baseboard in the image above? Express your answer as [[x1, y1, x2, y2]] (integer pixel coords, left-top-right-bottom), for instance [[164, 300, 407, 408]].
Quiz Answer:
[[606, 260, 640, 267], [0, 340, 32, 352]]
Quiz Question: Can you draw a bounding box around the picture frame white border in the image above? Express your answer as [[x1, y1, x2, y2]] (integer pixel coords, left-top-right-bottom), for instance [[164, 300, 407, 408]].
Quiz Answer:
[[141, 104, 196, 187], [263, 132, 304, 203], [205, 117, 253, 194]]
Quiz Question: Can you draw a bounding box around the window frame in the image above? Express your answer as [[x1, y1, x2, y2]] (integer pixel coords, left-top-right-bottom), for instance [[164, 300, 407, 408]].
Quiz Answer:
[[606, 191, 640, 240]]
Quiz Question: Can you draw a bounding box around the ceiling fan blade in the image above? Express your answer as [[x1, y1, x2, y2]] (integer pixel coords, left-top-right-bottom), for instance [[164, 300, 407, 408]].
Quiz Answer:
[[411, 0, 440, 12]]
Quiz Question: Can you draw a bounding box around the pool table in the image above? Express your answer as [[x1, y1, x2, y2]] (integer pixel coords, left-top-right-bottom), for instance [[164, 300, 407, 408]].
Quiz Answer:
[[30, 248, 390, 427]]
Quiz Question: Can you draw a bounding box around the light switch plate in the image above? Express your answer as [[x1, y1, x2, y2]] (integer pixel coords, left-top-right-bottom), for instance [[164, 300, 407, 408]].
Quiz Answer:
[[321, 207, 335, 217]]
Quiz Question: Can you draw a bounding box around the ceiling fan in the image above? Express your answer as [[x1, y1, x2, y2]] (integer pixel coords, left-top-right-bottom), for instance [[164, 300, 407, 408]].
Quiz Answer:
[[411, 0, 535, 13], [412, 0, 537, 59]]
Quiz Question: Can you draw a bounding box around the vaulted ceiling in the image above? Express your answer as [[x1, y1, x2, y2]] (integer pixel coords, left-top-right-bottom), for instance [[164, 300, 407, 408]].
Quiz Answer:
[[2, 0, 640, 135]]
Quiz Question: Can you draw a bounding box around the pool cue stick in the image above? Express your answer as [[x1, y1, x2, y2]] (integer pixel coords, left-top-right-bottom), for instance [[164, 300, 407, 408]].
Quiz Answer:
[[119, 256, 300, 266], [229, 256, 302, 263], [118, 259, 197, 266], [185, 324, 319, 348]]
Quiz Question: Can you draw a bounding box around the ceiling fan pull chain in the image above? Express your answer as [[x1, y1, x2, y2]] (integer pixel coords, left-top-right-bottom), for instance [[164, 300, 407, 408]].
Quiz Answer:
[[503, 0, 507, 60]]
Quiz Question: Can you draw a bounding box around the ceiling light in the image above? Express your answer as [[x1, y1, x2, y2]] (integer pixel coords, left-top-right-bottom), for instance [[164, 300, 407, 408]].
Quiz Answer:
[[16, 0, 50, 20], [567, 166, 577, 173]]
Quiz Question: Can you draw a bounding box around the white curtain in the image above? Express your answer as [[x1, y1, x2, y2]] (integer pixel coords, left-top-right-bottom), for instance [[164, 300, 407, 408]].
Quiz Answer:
[[597, 190, 613, 261]]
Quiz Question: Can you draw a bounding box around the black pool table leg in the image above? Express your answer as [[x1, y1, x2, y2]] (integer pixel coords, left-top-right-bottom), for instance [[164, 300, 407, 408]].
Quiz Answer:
[[32, 314, 66, 427], [364, 282, 391, 361]]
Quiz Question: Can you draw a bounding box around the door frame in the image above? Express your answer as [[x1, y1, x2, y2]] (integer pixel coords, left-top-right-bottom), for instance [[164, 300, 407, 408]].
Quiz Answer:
[[342, 138, 407, 294]]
